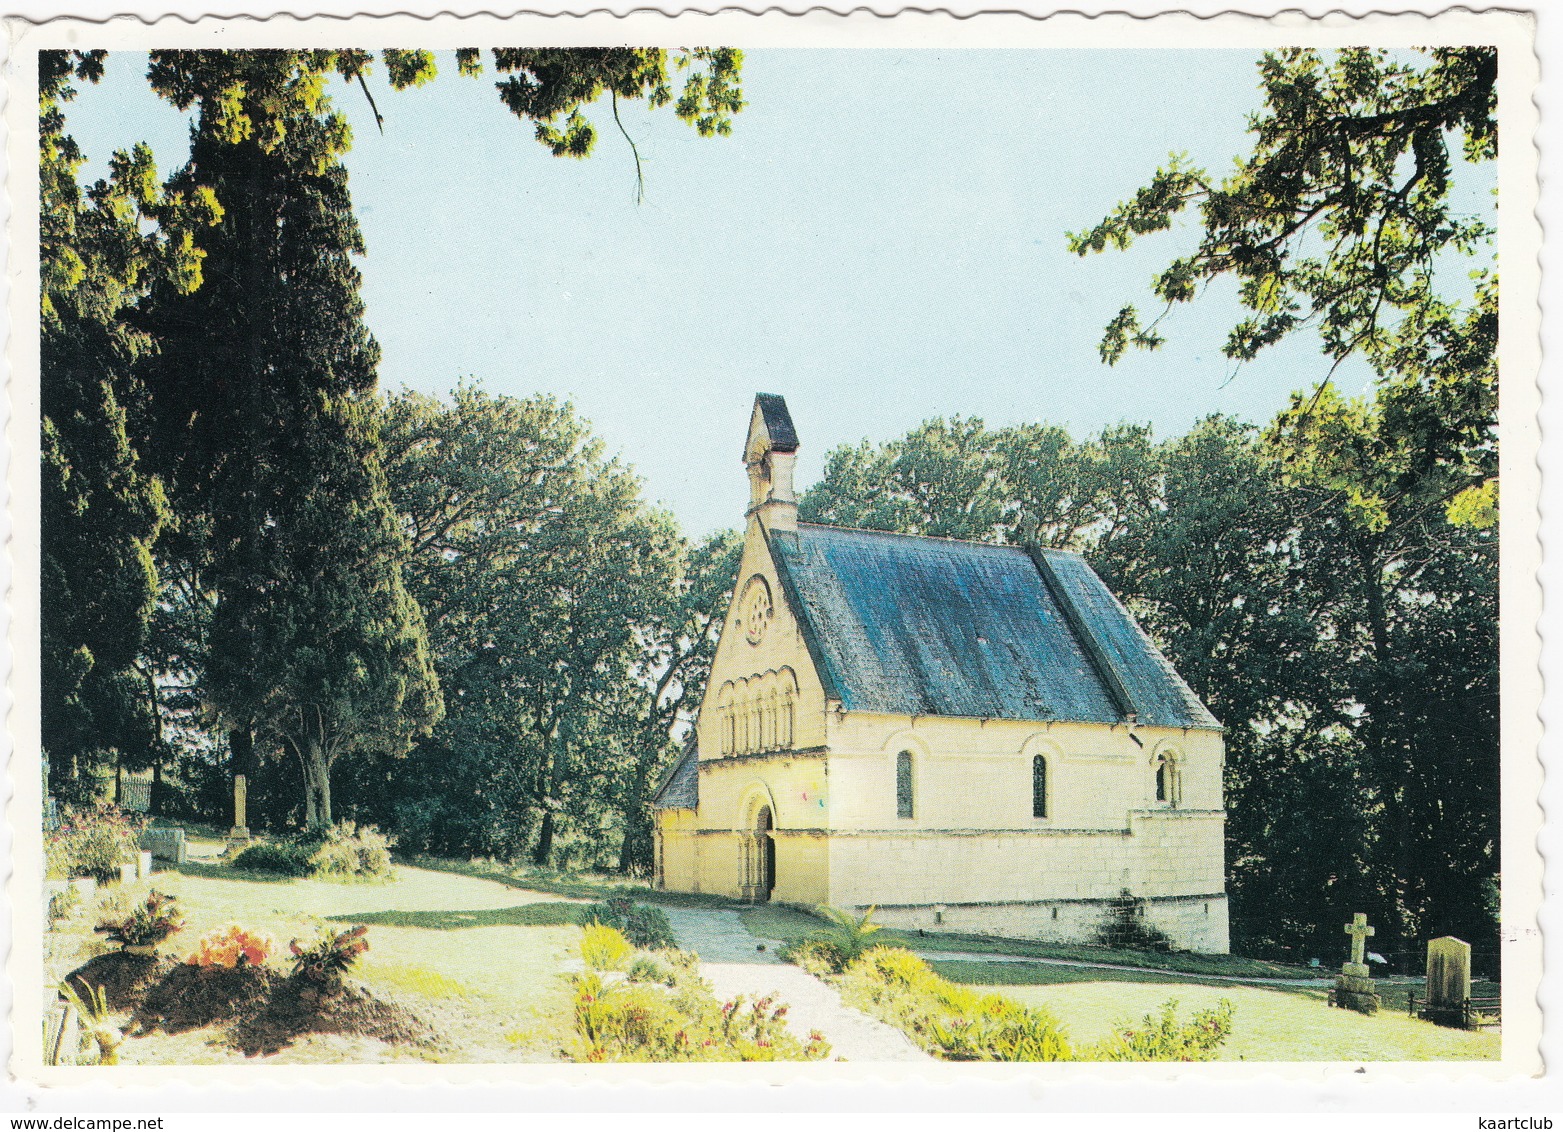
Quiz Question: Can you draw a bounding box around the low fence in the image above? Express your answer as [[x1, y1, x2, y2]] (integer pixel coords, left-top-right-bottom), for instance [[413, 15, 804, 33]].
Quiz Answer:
[[1402, 990, 1502, 1030]]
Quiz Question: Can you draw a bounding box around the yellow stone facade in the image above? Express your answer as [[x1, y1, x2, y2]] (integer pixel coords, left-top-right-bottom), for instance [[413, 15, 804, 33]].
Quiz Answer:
[[654, 397, 1230, 953]]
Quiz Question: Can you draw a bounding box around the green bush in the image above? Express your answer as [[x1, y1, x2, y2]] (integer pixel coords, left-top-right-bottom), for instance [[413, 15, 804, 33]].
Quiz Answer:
[[48, 886, 81, 926], [1084, 998, 1235, 1062], [564, 966, 829, 1062], [837, 946, 1233, 1063], [231, 823, 394, 880], [289, 924, 371, 987], [45, 804, 144, 883], [838, 946, 1074, 1061], [581, 923, 633, 972], [579, 894, 675, 949], [626, 953, 675, 985], [781, 935, 850, 976], [307, 822, 395, 880], [778, 904, 882, 975], [232, 840, 314, 877], [94, 889, 185, 949]]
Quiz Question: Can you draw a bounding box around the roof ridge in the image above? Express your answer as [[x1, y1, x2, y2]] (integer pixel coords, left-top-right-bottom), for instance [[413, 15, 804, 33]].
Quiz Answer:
[[796, 521, 1063, 554]]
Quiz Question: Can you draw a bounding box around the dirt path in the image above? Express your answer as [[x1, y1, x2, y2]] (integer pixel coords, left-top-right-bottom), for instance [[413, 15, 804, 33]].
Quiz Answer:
[[662, 907, 930, 1061]]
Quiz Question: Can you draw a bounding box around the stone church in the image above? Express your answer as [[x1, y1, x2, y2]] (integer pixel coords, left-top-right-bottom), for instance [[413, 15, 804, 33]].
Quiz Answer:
[[652, 394, 1229, 952]]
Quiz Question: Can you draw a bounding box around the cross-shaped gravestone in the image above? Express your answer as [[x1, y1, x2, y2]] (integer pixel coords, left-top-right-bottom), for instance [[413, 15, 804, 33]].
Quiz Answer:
[[1344, 912, 1375, 967], [1333, 912, 1381, 1015]]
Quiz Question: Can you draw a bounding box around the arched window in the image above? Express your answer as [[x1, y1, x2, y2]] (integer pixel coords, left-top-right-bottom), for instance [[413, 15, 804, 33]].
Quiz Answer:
[[1032, 754, 1049, 819], [895, 751, 915, 819], [1155, 753, 1180, 805]]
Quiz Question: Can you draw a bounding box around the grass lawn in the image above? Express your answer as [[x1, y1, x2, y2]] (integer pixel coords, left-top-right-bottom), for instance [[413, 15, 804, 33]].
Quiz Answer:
[[959, 973, 1500, 1061], [50, 840, 582, 1063], [738, 905, 1314, 980], [405, 854, 740, 909]]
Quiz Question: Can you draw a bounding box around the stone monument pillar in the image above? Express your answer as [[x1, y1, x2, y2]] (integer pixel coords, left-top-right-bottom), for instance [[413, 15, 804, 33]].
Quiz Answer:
[[1333, 912, 1381, 1014], [226, 774, 251, 848], [1422, 936, 1472, 1028]]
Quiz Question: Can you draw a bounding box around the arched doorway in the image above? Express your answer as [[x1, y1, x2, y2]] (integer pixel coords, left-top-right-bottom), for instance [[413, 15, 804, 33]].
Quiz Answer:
[[756, 806, 775, 902]]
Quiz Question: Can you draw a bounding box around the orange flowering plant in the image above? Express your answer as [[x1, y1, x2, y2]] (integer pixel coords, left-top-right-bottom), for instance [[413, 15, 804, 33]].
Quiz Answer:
[[187, 923, 274, 968]]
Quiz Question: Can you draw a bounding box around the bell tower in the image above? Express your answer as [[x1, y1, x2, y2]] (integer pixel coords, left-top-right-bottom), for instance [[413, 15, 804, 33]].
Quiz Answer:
[[744, 393, 799, 533]]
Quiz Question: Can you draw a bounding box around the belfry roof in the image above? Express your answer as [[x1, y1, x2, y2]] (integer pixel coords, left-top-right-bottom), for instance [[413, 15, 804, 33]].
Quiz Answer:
[[767, 524, 1219, 731], [751, 393, 799, 453]]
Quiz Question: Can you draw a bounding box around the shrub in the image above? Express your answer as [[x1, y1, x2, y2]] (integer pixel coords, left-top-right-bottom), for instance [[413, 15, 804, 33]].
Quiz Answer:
[[1083, 998, 1235, 1062], [778, 904, 881, 975], [838, 946, 1073, 1061], [838, 946, 1234, 1063], [46, 804, 144, 883], [308, 822, 395, 880], [581, 923, 633, 972], [289, 924, 370, 987], [626, 953, 674, 986], [579, 894, 675, 949], [48, 886, 82, 926], [232, 840, 314, 877], [94, 890, 185, 949], [817, 903, 883, 966], [232, 823, 395, 880], [187, 923, 274, 968], [781, 936, 850, 977], [564, 967, 829, 1063]]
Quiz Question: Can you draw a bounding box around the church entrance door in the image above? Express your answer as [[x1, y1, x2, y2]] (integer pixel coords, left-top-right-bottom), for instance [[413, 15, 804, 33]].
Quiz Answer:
[[756, 806, 775, 902]]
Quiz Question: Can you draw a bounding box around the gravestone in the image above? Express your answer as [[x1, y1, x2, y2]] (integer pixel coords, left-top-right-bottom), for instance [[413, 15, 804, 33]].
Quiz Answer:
[[139, 826, 187, 865], [227, 774, 251, 848], [1333, 912, 1381, 1014], [1423, 935, 1472, 1029]]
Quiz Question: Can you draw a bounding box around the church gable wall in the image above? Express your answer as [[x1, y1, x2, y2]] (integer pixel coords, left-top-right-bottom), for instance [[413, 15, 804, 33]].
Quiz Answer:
[[697, 520, 829, 763]]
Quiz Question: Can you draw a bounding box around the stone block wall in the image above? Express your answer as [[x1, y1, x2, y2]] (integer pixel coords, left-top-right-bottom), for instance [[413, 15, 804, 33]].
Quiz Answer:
[[871, 893, 1230, 954]]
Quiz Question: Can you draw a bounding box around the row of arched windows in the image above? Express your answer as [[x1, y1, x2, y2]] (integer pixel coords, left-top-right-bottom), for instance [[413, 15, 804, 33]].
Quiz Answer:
[[891, 749, 1181, 819], [714, 668, 799, 757]]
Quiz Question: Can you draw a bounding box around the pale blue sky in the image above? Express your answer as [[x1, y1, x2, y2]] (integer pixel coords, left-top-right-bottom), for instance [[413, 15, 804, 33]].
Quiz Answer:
[[62, 49, 1488, 536]]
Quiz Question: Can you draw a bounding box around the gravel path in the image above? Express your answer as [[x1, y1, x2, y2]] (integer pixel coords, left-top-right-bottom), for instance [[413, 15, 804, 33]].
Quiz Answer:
[[701, 961, 930, 1061], [663, 906, 930, 1061], [662, 907, 784, 963]]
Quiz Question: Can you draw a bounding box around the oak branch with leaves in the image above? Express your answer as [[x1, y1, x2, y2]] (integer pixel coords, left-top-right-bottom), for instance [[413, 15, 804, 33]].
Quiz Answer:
[[1067, 46, 1498, 531]]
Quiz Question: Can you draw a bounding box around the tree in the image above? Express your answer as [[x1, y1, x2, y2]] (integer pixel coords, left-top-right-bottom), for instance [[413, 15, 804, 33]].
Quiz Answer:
[[611, 529, 742, 872], [380, 386, 700, 868], [1064, 44, 1500, 960], [1069, 46, 1497, 521], [1069, 47, 1494, 370], [39, 50, 219, 800], [135, 52, 440, 828]]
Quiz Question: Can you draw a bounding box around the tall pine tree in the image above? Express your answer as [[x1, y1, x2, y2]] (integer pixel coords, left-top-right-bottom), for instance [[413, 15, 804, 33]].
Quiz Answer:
[[40, 51, 219, 800], [137, 52, 440, 828]]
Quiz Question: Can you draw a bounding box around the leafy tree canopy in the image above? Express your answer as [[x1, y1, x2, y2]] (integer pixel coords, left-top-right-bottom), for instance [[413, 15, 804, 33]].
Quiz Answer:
[[1070, 46, 1498, 539]]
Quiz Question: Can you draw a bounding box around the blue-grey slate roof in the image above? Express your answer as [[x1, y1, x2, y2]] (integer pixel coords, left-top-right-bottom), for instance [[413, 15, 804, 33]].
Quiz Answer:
[[650, 740, 699, 809], [767, 524, 1219, 730]]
